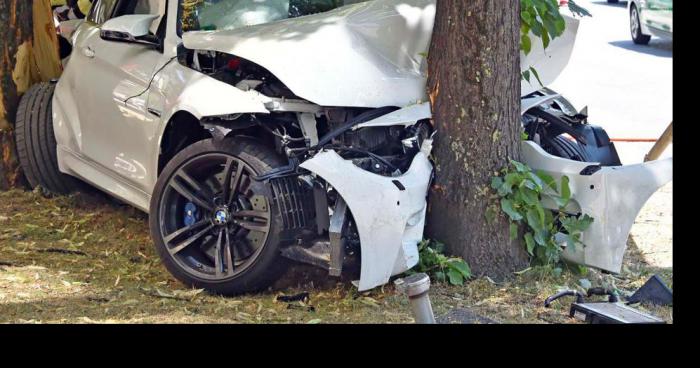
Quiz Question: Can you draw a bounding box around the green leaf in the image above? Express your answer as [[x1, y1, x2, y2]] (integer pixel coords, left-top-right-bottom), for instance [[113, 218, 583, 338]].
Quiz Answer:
[[501, 199, 523, 221], [567, 0, 592, 17], [510, 160, 530, 173], [509, 222, 518, 241], [578, 214, 594, 230], [533, 229, 547, 246], [535, 170, 557, 191], [559, 175, 571, 207], [434, 271, 446, 282], [578, 278, 592, 290], [521, 33, 532, 54], [502, 172, 523, 193], [526, 207, 543, 232], [529, 67, 544, 87], [524, 232, 536, 256], [447, 269, 464, 285], [447, 259, 471, 278], [541, 30, 550, 50], [307, 319, 322, 324], [491, 176, 504, 190], [520, 188, 539, 206]]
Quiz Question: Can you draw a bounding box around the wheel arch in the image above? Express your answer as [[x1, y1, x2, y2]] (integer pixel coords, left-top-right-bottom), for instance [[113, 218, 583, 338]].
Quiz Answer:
[[629, 0, 652, 36], [156, 109, 281, 176]]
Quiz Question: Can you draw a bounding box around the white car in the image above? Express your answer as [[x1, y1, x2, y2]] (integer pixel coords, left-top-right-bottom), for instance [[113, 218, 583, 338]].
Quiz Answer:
[[16, 0, 671, 294], [628, 0, 673, 44]]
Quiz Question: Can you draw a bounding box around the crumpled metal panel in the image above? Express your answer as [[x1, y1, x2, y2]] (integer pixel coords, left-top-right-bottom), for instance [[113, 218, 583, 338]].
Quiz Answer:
[[182, 0, 436, 108], [300, 149, 433, 291]]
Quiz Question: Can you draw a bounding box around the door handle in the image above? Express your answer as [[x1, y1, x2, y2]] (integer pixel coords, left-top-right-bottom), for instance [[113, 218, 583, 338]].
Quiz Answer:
[[82, 45, 95, 58]]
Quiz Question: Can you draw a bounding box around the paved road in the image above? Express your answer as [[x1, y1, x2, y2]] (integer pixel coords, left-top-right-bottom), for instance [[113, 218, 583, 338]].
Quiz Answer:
[[550, 0, 672, 164]]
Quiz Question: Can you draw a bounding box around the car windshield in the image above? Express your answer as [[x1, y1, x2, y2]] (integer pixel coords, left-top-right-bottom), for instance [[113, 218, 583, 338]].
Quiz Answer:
[[180, 0, 367, 32]]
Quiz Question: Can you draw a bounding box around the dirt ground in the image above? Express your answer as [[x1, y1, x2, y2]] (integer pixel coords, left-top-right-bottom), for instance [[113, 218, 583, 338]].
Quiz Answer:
[[0, 185, 672, 324]]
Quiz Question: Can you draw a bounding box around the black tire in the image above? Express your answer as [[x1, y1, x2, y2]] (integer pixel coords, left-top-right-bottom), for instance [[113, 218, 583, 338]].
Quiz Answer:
[[630, 4, 651, 45], [149, 137, 288, 295], [15, 82, 78, 195]]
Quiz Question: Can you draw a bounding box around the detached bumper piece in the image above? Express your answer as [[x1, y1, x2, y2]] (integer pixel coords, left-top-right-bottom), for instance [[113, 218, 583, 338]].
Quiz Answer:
[[300, 149, 433, 291], [522, 141, 672, 274]]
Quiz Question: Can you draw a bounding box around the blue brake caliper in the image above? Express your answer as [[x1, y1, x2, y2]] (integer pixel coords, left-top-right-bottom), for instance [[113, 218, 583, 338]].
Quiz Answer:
[[184, 202, 198, 226]]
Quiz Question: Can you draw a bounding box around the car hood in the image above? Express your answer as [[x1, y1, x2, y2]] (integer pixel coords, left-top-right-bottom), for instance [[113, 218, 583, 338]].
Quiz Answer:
[[182, 0, 436, 108], [182, 0, 579, 107]]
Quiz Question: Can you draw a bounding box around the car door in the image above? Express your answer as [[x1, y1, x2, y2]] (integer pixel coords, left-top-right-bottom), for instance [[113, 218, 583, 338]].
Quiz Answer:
[[644, 0, 673, 34], [69, 0, 166, 193]]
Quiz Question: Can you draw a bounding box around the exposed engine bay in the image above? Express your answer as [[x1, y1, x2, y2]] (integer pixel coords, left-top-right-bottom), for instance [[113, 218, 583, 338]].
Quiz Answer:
[[179, 47, 433, 176]]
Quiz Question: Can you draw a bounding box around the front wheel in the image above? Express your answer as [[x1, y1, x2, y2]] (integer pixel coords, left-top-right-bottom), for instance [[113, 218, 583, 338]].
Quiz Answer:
[[149, 137, 288, 295], [630, 4, 651, 45]]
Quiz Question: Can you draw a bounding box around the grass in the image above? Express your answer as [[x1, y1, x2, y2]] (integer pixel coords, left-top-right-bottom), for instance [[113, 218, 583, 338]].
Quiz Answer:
[[0, 189, 672, 324]]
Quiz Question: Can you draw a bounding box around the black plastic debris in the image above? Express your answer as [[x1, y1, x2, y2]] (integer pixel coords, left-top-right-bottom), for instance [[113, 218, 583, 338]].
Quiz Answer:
[[286, 304, 315, 312], [545, 287, 666, 324], [277, 292, 315, 312], [276, 292, 310, 303], [38, 248, 87, 256], [627, 274, 673, 306]]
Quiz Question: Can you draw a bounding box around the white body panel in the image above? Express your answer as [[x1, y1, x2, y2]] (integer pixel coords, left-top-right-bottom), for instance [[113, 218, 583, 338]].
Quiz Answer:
[[301, 149, 433, 291], [521, 15, 580, 97], [521, 141, 672, 273]]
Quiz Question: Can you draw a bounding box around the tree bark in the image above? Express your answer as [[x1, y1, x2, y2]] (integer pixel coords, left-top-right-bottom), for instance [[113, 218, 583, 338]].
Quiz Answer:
[[0, 0, 61, 189], [426, 0, 528, 279]]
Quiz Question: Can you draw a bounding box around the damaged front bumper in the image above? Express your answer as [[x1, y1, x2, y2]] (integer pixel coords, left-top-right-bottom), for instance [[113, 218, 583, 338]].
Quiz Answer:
[[522, 141, 672, 273], [300, 139, 434, 291]]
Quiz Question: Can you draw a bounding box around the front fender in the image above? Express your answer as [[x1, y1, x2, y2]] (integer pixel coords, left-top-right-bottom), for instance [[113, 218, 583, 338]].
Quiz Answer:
[[158, 63, 270, 121]]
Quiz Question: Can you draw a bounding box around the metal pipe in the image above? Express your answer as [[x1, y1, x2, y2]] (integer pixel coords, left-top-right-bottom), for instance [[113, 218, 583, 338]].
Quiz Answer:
[[394, 273, 436, 324]]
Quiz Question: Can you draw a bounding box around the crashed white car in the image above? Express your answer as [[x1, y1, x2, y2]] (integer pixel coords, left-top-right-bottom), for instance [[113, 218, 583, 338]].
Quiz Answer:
[[15, 0, 671, 294]]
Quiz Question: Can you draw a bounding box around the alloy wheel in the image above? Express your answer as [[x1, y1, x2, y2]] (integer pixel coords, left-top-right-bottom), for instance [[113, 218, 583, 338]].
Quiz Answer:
[[158, 153, 271, 281]]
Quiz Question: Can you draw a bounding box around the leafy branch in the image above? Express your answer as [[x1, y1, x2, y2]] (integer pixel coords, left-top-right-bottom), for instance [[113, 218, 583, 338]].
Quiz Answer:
[[491, 160, 594, 265]]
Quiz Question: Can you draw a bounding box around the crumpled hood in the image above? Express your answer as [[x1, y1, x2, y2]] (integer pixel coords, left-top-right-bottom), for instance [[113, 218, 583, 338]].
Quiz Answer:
[[182, 0, 580, 107], [182, 0, 436, 108]]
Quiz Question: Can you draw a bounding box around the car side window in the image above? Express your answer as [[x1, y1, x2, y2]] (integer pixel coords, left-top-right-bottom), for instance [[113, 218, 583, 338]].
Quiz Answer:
[[87, 0, 118, 24]]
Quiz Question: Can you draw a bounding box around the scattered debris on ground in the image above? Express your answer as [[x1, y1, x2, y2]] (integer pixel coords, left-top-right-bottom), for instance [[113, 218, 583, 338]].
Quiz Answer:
[[0, 189, 672, 323]]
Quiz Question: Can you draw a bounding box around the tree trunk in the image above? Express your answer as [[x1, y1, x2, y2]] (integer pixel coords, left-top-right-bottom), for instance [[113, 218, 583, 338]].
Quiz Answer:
[[426, 0, 528, 279], [0, 0, 62, 189]]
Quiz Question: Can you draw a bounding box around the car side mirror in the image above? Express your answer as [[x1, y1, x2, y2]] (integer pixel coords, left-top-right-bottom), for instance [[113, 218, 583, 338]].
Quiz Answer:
[[100, 14, 161, 48]]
